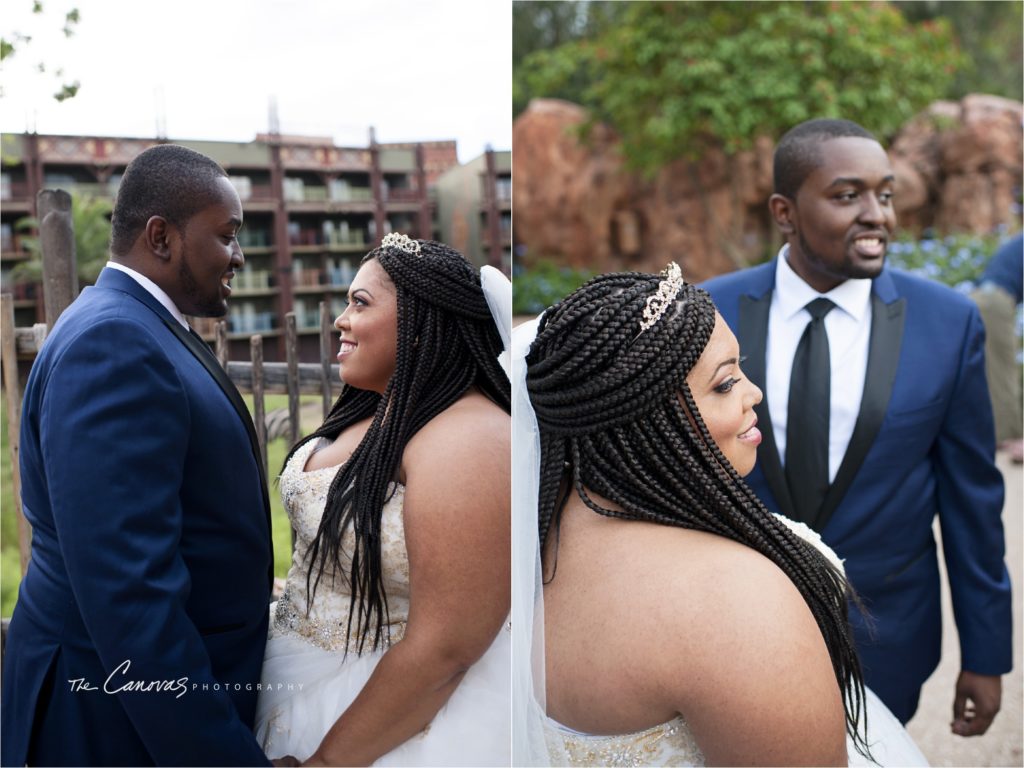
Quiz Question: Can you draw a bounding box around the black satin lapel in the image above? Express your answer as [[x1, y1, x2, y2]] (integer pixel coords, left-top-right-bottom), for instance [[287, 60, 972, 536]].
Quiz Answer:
[[161, 319, 272, 529], [814, 294, 906, 532], [739, 294, 795, 517]]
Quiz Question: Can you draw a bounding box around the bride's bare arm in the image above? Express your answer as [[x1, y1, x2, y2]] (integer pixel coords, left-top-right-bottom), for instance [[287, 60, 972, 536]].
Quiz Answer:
[[304, 397, 510, 767], [660, 542, 849, 767]]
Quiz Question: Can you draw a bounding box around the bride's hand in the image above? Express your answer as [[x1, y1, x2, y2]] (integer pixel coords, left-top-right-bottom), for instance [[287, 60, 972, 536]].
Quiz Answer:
[[300, 752, 331, 767], [271, 757, 300, 767]]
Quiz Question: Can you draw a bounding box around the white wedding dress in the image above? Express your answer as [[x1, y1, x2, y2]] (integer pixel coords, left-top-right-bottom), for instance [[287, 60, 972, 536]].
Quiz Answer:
[[255, 437, 511, 766], [541, 687, 926, 767]]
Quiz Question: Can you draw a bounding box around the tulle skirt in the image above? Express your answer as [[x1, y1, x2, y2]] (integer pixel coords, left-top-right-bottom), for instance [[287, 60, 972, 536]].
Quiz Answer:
[[849, 687, 929, 766], [255, 625, 511, 766]]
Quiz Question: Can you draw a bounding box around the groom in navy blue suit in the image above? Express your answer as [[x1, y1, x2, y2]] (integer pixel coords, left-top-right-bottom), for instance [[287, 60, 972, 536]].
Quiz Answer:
[[2, 145, 273, 765], [703, 119, 1011, 732]]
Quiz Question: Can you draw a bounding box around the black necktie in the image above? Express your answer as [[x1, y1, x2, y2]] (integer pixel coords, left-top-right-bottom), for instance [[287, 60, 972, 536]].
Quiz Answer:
[[786, 298, 836, 526]]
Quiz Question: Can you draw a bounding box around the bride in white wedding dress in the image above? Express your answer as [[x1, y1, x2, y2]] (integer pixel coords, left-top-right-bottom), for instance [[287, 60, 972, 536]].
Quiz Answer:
[[511, 266, 928, 766], [256, 236, 511, 766]]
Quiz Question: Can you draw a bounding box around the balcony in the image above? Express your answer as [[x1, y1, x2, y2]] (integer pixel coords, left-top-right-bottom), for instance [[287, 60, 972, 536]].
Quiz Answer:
[[1, 181, 31, 201], [385, 188, 421, 203]]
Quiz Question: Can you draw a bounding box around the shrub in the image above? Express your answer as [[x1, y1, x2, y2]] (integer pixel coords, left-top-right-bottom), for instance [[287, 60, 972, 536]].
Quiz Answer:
[[518, 1, 964, 173], [887, 229, 1013, 293], [512, 259, 596, 315]]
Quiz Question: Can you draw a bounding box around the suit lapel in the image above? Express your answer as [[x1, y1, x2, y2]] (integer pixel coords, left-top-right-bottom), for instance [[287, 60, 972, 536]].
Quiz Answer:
[[739, 292, 797, 518], [814, 282, 906, 532], [161, 319, 272, 523], [96, 269, 272, 537]]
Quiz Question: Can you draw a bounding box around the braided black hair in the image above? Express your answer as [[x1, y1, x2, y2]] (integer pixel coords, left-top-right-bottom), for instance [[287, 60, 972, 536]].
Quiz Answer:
[[284, 239, 510, 654], [527, 271, 872, 759]]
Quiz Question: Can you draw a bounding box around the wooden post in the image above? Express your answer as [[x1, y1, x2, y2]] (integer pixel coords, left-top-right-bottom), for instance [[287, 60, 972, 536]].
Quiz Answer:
[[251, 335, 267, 478], [285, 313, 300, 445], [284, 313, 300, 555], [1, 294, 31, 575], [215, 320, 229, 370], [319, 301, 333, 419], [37, 190, 78, 328], [484, 149, 502, 269]]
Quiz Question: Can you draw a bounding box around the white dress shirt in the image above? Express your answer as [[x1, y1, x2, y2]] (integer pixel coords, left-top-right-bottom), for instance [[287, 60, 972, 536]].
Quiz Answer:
[[105, 261, 190, 330], [766, 246, 873, 482]]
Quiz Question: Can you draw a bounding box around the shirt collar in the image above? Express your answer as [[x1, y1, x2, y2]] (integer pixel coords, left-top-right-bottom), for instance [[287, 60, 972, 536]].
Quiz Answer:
[[105, 261, 190, 329], [775, 245, 872, 323]]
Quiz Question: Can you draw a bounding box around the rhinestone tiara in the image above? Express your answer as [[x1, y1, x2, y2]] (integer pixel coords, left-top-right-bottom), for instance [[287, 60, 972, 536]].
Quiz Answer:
[[639, 262, 685, 334], [380, 232, 422, 256]]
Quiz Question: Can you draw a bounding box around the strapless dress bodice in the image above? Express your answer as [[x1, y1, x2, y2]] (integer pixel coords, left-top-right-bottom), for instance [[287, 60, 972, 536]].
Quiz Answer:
[[543, 715, 705, 767], [273, 437, 409, 653]]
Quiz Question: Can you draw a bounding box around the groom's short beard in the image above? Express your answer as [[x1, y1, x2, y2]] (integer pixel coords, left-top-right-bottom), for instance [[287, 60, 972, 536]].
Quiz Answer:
[[178, 250, 226, 318]]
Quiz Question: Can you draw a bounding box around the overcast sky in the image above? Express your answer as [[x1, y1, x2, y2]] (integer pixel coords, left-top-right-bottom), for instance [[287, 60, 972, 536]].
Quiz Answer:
[[1, 0, 511, 163]]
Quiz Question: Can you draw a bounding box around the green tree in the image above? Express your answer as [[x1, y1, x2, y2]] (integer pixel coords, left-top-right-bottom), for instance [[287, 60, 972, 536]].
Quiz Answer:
[[895, 0, 1023, 101], [513, 1, 623, 115], [12, 193, 112, 286], [517, 1, 965, 172], [1, 2, 81, 102]]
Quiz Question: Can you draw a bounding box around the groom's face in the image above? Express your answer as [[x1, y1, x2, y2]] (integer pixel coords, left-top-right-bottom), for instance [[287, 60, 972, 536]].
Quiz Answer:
[[774, 136, 896, 294], [172, 176, 245, 318]]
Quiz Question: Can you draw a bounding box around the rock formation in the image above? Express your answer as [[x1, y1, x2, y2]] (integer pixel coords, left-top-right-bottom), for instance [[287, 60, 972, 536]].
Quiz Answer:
[[891, 94, 1023, 234]]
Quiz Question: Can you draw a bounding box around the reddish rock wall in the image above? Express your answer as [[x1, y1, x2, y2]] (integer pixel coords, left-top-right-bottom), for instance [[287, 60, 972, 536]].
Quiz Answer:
[[890, 94, 1023, 234]]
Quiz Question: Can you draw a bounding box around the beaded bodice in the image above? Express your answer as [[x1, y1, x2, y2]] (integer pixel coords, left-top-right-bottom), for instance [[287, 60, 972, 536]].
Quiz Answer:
[[273, 437, 409, 653], [544, 716, 705, 767]]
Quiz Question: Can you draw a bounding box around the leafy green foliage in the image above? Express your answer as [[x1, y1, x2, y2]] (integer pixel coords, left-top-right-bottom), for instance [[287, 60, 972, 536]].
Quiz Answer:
[[52, 79, 79, 101], [895, 0, 1023, 102], [512, 259, 596, 315], [517, 2, 965, 173], [512, 1, 624, 115], [11, 192, 112, 285], [1, 391, 22, 616], [1, 2, 80, 101]]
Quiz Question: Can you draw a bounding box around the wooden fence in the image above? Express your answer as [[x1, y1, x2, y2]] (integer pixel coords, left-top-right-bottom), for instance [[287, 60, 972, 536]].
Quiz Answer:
[[0, 190, 345, 579]]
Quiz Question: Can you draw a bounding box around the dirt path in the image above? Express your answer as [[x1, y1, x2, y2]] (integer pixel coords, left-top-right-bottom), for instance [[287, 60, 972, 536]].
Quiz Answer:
[[906, 452, 1023, 767]]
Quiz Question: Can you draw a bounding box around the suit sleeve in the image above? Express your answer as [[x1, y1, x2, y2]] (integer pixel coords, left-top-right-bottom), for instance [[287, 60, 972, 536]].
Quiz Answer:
[[40, 319, 270, 766], [933, 304, 1013, 676]]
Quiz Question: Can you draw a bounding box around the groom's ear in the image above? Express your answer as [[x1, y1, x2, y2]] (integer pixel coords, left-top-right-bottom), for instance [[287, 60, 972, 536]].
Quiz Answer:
[[144, 215, 174, 263], [768, 194, 796, 236]]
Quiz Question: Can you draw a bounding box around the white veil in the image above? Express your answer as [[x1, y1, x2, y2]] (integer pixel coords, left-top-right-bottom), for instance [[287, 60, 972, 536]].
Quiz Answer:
[[480, 266, 512, 380], [479, 261, 554, 763], [510, 315, 567, 766], [482, 268, 557, 765]]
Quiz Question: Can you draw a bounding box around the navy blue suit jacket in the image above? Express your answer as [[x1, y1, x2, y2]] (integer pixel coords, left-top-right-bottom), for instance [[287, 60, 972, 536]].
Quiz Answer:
[[703, 260, 1012, 722], [2, 268, 273, 766]]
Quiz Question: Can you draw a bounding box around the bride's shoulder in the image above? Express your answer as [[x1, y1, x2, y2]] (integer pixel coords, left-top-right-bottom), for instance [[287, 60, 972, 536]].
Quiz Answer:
[[402, 392, 509, 493], [623, 531, 846, 763], [645, 532, 809, 633], [406, 392, 509, 461], [614, 529, 823, 676]]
